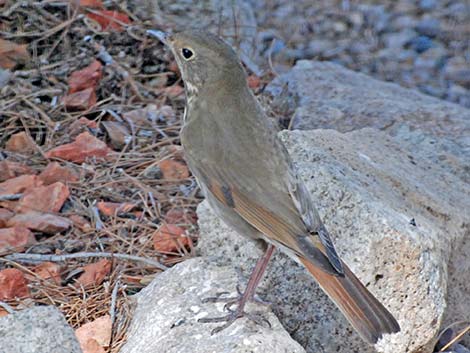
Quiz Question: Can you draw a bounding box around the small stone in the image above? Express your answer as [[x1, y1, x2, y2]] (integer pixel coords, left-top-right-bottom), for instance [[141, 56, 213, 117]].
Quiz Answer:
[[444, 57, 470, 87], [45, 132, 111, 164], [390, 15, 417, 31], [75, 315, 112, 349], [0, 208, 14, 227], [76, 259, 111, 287], [0, 175, 41, 197], [409, 35, 433, 53], [85, 10, 131, 32], [0, 268, 29, 300], [63, 87, 97, 111], [414, 46, 447, 71], [383, 29, 417, 49], [17, 182, 70, 213], [305, 39, 334, 58], [69, 215, 92, 232], [419, 0, 437, 11], [0, 160, 35, 182], [416, 18, 441, 38], [96, 201, 135, 216], [153, 224, 190, 253], [38, 162, 79, 185], [33, 262, 62, 284], [68, 117, 99, 137], [0, 227, 35, 252], [5, 132, 36, 154], [7, 211, 72, 234], [0, 39, 30, 70], [164, 208, 198, 228], [68, 60, 102, 94], [157, 159, 190, 180], [101, 121, 131, 150]]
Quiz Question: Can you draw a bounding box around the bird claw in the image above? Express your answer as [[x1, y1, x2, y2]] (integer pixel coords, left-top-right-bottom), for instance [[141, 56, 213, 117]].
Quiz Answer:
[[201, 291, 233, 303], [199, 290, 271, 334], [198, 309, 270, 335]]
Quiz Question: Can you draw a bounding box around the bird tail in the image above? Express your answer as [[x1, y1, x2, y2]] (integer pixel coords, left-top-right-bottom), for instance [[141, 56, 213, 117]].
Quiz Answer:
[[300, 257, 400, 344]]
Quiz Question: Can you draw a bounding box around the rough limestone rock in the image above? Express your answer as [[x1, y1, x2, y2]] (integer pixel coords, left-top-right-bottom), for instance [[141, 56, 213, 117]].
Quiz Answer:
[[267, 60, 470, 183], [120, 257, 306, 353], [197, 128, 470, 353], [266, 60, 470, 346], [0, 305, 82, 353]]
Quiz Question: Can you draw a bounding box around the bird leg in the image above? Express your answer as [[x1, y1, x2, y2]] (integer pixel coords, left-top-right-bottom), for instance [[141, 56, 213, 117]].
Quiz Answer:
[[199, 244, 275, 334]]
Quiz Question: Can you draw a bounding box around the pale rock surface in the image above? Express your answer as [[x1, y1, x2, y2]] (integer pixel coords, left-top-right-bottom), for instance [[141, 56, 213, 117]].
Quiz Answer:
[[0, 306, 82, 353], [266, 60, 470, 349], [120, 257, 306, 353], [266, 60, 470, 184], [197, 127, 470, 353]]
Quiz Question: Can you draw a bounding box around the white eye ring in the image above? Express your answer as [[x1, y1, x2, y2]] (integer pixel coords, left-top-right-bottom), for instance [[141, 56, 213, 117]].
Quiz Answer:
[[181, 47, 194, 60]]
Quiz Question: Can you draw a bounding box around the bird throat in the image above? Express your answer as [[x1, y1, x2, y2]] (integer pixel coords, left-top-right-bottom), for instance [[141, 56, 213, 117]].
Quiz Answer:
[[183, 80, 198, 123]]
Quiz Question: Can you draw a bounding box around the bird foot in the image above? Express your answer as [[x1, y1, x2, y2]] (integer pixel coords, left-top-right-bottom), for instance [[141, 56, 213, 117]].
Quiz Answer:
[[201, 285, 272, 309], [199, 286, 272, 334], [198, 306, 271, 335]]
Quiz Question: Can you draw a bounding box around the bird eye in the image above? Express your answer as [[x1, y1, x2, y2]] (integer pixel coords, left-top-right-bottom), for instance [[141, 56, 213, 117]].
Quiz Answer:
[[181, 48, 194, 60]]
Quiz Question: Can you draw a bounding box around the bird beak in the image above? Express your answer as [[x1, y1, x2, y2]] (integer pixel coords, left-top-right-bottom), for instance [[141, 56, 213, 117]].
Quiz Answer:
[[147, 30, 170, 46]]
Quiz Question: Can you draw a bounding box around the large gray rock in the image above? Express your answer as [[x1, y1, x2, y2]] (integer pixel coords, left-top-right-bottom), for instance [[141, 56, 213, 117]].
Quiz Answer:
[[120, 257, 306, 353], [267, 60, 470, 183], [266, 60, 470, 347], [197, 127, 470, 353], [0, 306, 82, 353]]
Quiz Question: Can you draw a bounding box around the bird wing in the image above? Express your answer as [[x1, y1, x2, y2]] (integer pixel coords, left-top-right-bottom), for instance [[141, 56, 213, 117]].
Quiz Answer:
[[187, 142, 343, 275]]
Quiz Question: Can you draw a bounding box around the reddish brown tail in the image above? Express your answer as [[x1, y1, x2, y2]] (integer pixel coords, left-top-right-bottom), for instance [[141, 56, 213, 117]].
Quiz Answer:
[[300, 258, 400, 344]]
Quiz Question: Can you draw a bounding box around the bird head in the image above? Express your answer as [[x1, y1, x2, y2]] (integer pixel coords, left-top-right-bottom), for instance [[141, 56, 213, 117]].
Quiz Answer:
[[148, 30, 246, 94]]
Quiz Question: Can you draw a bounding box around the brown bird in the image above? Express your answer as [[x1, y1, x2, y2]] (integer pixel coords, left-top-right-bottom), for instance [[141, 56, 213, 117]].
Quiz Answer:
[[148, 29, 400, 344]]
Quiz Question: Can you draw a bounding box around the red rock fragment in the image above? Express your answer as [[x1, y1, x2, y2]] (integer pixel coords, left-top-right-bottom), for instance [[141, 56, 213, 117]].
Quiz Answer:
[[45, 132, 111, 164], [68, 117, 99, 137], [0, 38, 30, 70], [157, 159, 189, 180], [5, 132, 36, 154], [168, 60, 180, 74], [78, 0, 104, 8], [33, 262, 62, 285], [17, 182, 69, 213], [0, 208, 14, 227], [0, 268, 29, 300], [7, 211, 72, 234], [76, 259, 111, 287], [63, 87, 97, 111], [153, 224, 190, 253], [96, 201, 135, 216], [162, 84, 184, 99], [38, 162, 79, 185], [68, 60, 103, 94], [247, 74, 261, 89], [101, 121, 131, 150], [69, 215, 92, 232], [0, 175, 41, 196], [0, 160, 35, 182], [0, 308, 8, 318], [86, 10, 131, 32], [80, 338, 105, 353], [0, 227, 35, 252], [75, 315, 111, 353], [164, 208, 197, 228]]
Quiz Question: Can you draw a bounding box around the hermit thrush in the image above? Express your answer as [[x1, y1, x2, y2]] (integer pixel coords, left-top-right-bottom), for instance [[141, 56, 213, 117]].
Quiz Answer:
[[148, 30, 400, 344]]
